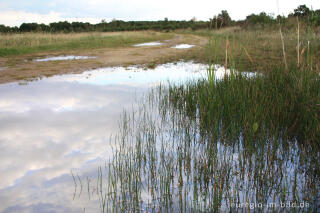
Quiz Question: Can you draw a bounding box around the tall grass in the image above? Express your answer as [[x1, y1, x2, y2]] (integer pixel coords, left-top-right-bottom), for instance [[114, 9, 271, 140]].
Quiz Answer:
[[102, 68, 319, 211], [183, 27, 320, 74], [79, 25, 320, 212]]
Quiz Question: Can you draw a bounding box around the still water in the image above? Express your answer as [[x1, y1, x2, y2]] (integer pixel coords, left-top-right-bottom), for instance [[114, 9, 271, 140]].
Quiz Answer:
[[34, 55, 96, 62], [0, 62, 210, 212]]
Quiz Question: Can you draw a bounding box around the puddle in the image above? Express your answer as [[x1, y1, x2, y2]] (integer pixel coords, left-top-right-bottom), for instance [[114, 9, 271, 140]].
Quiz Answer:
[[133, 42, 163, 47], [0, 61, 207, 213], [34, 55, 96, 62], [48, 61, 208, 86], [172, 44, 195, 49], [0, 61, 259, 212]]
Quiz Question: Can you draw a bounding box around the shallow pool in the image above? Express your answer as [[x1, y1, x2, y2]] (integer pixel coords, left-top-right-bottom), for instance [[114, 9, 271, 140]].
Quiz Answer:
[[34, 55, 96, 62], [133, 42, 163, 47], [172, 44, 195, 49], [0, 61, 207, 212], [0, 61, 260, 212]]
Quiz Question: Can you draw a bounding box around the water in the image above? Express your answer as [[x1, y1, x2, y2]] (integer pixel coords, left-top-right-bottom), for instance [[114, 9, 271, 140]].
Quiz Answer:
[[172, 44, 195, 49], [133, 42, 163, 47], [0, 61, 207, 213], [104, 73, 318, 212], [34, 55, 96, 62]]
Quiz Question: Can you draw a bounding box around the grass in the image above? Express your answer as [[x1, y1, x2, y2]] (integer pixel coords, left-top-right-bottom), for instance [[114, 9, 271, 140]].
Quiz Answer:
[[184, 68, 320, 145], [89, 25, 320, 212], [181, 27, 320, 73], [54, 25, 320, 212], [0, 31, 174, 56], [102, 67, 319, 211]]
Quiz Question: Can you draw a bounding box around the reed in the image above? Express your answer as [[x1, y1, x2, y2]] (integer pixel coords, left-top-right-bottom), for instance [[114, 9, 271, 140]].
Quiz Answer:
[[100, 53, 319, 211], [76, 23, 319, 213]]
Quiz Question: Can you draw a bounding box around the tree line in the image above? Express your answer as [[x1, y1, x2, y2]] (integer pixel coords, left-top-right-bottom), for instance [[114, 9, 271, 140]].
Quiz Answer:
[[0, 19, 208, 33], [243, 5, 320, 29], [0, 5, 319, 33]]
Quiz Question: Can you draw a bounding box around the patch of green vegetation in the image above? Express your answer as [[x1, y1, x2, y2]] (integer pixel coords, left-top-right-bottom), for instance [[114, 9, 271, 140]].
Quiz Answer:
[[171, 67, 320, 145], [0, 32, 174, 57], [98, 21, 320, 212], [146, 61, 156, 69], [180, 26, 320, 73], [103, 64, 319, 211]]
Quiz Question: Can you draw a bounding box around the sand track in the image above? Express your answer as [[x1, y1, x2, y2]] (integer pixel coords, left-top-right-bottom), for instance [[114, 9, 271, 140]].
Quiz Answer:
[[0, 34, 207, 84]]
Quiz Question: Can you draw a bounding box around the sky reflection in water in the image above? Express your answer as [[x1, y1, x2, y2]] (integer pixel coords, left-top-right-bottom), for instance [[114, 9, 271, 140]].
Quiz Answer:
[[0, 61, 207, 213]]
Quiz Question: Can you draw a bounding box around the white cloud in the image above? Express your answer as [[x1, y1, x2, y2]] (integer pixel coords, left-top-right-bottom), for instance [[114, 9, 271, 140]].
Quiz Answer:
[[0, 10, 103, 27], [0, 1, 320, 26], [0, 11, 61, 27]]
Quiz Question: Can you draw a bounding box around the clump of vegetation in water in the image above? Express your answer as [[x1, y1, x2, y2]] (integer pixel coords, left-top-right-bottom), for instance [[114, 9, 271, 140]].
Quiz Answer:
[[74, 5, 320, 212], [103, 64, 319, 212]]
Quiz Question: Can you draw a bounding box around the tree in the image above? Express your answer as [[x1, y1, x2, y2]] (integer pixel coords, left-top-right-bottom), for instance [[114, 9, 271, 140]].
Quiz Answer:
[[245, 12, 275, 28], [294, 5, 310, 17], [309, 9, 320, 26], [19, 23, 39, 32], [218, 10, 232, 27]]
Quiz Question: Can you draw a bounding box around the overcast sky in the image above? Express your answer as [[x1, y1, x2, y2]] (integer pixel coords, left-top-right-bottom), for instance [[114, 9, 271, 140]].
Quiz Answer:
[[0, 0, 319, 27]]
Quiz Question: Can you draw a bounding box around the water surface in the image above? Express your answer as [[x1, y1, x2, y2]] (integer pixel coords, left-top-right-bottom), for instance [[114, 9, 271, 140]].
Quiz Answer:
[[172, 44, 195, 49], [34, 55, 96, 62], [0, 62, 207, 213], [133, 42, 163, 47]]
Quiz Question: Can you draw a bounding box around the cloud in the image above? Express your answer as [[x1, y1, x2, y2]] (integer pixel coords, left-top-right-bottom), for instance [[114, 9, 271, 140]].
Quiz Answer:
[[0, 81, 140, 212], [1, 0, 320, 27], [0, 10, 103, 27]]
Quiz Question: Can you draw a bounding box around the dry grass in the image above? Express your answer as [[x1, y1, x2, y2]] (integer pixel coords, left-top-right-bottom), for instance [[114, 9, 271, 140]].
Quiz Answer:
[[182, 27, 320, 72]]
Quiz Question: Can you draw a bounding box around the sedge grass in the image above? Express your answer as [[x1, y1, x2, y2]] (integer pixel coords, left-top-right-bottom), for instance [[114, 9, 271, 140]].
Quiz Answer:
[[182, 27, 320, 73], [102, 68, 319, 211], [75, 24, 320, 212], [98, 58, 319, 211]]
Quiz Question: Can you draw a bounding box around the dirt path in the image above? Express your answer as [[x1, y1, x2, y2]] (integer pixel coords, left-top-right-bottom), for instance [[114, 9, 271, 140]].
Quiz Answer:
[[0, 34, 207, 84]]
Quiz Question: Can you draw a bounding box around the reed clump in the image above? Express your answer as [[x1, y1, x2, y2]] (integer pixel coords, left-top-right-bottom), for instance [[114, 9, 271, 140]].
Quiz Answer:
[[92, 23, 320, 212], [103, 66, 320, 211], [170, 66, 320, 147]]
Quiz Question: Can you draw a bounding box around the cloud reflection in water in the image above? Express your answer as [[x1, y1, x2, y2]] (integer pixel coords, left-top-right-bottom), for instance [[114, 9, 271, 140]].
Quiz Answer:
[[0, 62, 206, 212]]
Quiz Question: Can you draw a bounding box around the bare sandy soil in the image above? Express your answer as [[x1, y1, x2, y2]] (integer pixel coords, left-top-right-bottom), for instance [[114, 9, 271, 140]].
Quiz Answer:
[[0, 34, 207, 84]]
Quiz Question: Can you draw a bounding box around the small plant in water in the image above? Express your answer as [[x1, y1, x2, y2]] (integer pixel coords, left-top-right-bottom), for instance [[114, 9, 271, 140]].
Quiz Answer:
[[80, 20, 320, 213]]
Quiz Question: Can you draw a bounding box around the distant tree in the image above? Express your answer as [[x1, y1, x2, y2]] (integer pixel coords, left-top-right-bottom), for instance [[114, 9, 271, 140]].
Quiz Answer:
[[0, 25, 8, 33], [71, 22, 91, 32], [309, 9, 320, 26], [0, 24, 13, 33], [19, 23, 39, 32], [276, 15, 286, 24], [294, 5, 310, 17], [245, 12, 275, 28], [50, 21, 72, 32], [2, 18, 210, 33], [38, 24, 50, 32], [218, 10, 232, 27]]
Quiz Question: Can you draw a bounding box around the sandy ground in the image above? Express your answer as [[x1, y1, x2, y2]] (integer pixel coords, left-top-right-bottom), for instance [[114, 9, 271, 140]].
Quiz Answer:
[[0, 34, 207, 84]]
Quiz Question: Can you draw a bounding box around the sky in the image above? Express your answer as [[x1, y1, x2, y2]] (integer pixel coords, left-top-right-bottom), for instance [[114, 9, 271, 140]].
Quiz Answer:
[[0, 0, 319, 27]]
